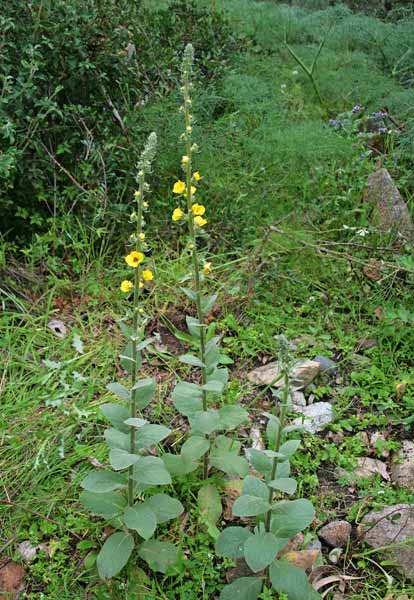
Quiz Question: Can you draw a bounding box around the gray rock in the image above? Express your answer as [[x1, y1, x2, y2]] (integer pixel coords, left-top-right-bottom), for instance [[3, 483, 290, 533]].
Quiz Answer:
[[391, 441, 414, 489], [318, 520, 352, 548], [355, 457, 390, 481], [293, 402, 333, 434], [314, 355, 337, 373], [291, 391, 306, 407], [364, 168, 414, 238], [360, 504, 414, 579], [248, 360, 320, 389]]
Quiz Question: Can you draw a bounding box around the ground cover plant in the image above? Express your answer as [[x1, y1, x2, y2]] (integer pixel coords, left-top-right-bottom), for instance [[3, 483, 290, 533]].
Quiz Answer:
[[2, 1, 414, 599]]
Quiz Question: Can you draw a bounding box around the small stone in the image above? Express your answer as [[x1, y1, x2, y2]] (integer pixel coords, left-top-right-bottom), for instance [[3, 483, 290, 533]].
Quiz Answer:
[[364, 168, 414, 238], [284, 549, 320, 571], [291, 391, 306, 407], [370, 431, 389, 458], [360, 504, 414, 579], [293, 402, 333, 434], [250, 428, 265, 451], [314, 355, 337, 373], [47, 318, 67, 338], [318, 520, 352, 548], [357, 338, 379, 351], [17, 541, 38, 563], [355, 457, 390, 481], [391, 441, 414, 489], [0, 560, 25, 595], [247, 360, 320, 389], [328, 547, 343, 564]]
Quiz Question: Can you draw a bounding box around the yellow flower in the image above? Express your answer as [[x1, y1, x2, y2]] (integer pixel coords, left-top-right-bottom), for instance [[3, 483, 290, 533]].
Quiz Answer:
[[190, 186, 196, 196], [134, 190, 140, 199], [172, 207, 184, 222], [120, 280, 133, 293], [193, 172, 202, 182], [142, 269, 154, 281], [138, 281, 144, 289], [186, 125, 192, 133], [203, 262, 212, 275], [139, 232, 145, 241], [125, 251, 144, 268], [130, 212, 137, 220], [194, 216, 207, 227], [173, 180, 186, 194], [191, 203, 205, 216], [143, 201, 149, 208], [182, 155, 190, 164], [138, 308, 144, 314]]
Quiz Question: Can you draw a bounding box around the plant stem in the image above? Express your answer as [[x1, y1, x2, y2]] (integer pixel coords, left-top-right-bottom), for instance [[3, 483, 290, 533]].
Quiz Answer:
[[128, 173, 145, 506], [183, 60, 209, 480], [265, 371, 289, 532]]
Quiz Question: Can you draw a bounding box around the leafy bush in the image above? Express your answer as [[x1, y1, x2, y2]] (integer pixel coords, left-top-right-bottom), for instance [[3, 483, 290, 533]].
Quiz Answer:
[[0, 0, 240, 240]]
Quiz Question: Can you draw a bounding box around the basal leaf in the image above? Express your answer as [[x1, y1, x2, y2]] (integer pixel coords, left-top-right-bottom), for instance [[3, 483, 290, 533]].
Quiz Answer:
[[244, 532, 286, 573], [138, 539, 179, 574], [144, 493, 184, 524], [271, 499, 315, 538], [133, 456, 172, 486], [80, 470, 127, 493], [198, 484, 222, 526], [162, 453, 199, 476], [80, 490, 127, 518], [189, 409, 220, 435], [124, 504, 157, 539], [219, 577, 262, 600], [181, 436, 210, 462], [270, 560, 321, 600], [232, 495, 271, 517], [97, 531, 134, 579], [215, 527, 252, 559]]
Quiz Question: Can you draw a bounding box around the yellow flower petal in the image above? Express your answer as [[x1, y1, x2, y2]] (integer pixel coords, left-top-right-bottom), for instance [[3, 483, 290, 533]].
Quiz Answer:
[[142, 269, 154, 281], [139, 232, 145, 241], [190, 186, 196, 196], [120, 280, 133, 292], [191, 203, 205, 216], [125, 251, 144, 268], [202, 262, 212, 275], [173, 180, 186, 194], [194, 216, 207, 227], [172, 207, 184, 222], [193, 172, 202, 182], [182, 155, 190, 164]]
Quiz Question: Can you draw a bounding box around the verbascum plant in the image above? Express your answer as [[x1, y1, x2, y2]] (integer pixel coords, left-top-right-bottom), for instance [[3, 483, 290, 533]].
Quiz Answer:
[[162, 45, 249, 496], [80, 133, 184, 579], [215, 338, 321, 600]]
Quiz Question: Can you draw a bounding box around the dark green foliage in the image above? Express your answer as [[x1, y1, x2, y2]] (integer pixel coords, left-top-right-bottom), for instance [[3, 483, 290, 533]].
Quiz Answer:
[[0, 0, 240, 240]]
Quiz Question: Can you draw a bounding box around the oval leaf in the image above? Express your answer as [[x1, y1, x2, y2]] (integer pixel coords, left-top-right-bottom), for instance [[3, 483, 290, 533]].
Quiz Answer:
[[138, 539, 179, 574], [145, 493, 184, 524], [244, 532, 287, 573], [219, 577, 262, 600], [80, 490, 126, 518], [80, 470, 127, 493], [96, 531, 134, 579], [232, 495, 271, 517], [270, 560, 321, 600], [124, 504, 157, 539], [215, 526, 252, 559], [109, 448, 140, 471]]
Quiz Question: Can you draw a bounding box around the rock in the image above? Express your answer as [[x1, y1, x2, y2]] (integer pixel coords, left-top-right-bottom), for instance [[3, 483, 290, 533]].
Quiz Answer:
[[313, 355, 337, 373], [0, 560, 25, 595], [250, 428, 265, 451], [364, 168, 413, 238], [328, 547, 343, 564], [291, 391, 306, 407], [47, 318, 68, 338], [355, 457, 390, 481], [293, 402, 333, 434], [318, 520, 352, 548], [284, 549, 320, 571], [357, 338, 379, 351], [370, 431, 389, 458], [360, 504, 414, 579], [17, 542, 38, 563], [248, 360, 320, 389], [391, 441, 414, 489]]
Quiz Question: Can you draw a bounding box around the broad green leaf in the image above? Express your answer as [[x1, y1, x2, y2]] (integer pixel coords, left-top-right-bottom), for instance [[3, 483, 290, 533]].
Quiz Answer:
[[198, 484, 222, 526], [201, 293, 217, 316], [279, 439, 301, 458], [124, 417, 147, 428], [135, 424, 171, 449], [232, 495, 271, 517], [97, 531, 134, 579], [181, 436, 210, 462], [80, 490, 126, 518], [207, 367, 229, 387], [270, 560, 321, 600], [120, 342, 141, 374], [202, 380, 224, 393], [186, 316, 202, 338], [215, 527, 252, 559], [145, 493, 184, 523], [275, 459, 291, 479], [132, 378, 155, 410], [246, 448, 272, 478], [109, 448, 140, 471], [104, 428, 129, 451], [268, 478, 297, 495], [204, 337, 221, 369], [190, 410, 220, 435], [124, 504, 157, 539], [242, 475, 269, 500], [81, 470, 127, 493], [213, 435, 242, 455], [244, 532, 286, 573], [172, 382, 203, 417], [162, 453, 199, 476], [271, 499, 315, 538], [106, 383, 131, 402], [133, 456, 172, 486], [180, 286, 197, 302], [219, 577, 262, 600], [179, 353, 204, 367], [101, 403, 130, 433], [266, 415, 280, 444], [210, 451, 249, 477], [138, 540, 179, 574], [218, 405, 248, 430]]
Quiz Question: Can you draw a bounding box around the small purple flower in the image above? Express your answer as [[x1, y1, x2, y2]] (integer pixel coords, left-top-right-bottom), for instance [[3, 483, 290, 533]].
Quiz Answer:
[[352, 105, 363, 114], [372, 110, 387, 120], [378, 126, 388, 134]]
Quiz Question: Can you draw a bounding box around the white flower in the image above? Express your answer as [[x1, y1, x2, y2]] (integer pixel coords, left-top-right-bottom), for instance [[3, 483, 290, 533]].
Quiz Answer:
[[292, 70, 299, 76]]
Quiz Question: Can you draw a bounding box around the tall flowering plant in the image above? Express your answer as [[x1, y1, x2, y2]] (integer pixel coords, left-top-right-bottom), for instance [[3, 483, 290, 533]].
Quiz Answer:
[[79, 133, 183, 579], [162, 45, 249, 493]]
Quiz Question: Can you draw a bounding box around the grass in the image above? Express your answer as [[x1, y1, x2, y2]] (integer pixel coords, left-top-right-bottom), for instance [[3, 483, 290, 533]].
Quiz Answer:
[[2, 0, 414, 598]]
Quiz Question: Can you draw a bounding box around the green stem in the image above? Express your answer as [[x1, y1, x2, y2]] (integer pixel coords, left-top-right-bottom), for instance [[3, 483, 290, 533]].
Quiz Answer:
[[183, 69, 209, 480], [265, 371, 289, 532], [128, 174, 145, 506]]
